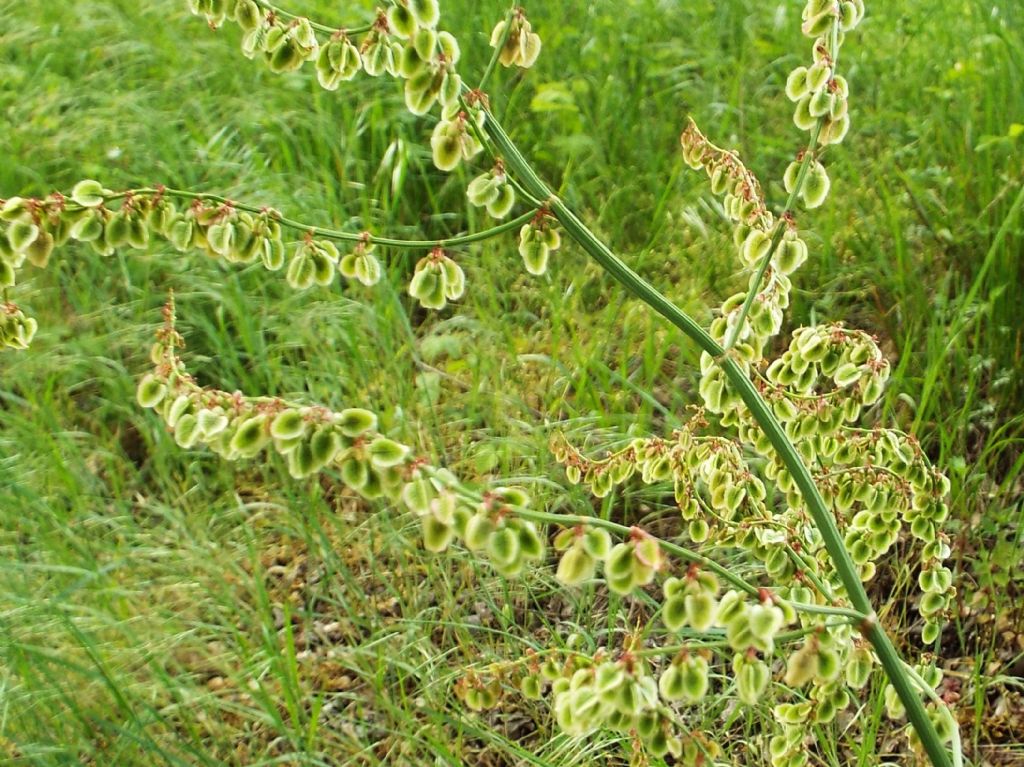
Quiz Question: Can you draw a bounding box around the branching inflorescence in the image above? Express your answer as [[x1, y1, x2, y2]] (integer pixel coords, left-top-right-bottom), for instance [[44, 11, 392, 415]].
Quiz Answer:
[[1, 1, 960, 766]]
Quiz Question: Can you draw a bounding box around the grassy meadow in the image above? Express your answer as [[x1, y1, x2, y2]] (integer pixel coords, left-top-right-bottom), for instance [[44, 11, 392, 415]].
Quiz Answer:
[[1, 0, 1022, 765]]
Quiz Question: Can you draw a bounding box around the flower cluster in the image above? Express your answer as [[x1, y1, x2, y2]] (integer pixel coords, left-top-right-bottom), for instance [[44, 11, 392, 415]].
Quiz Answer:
[[466, 161, 516, 219], [680, 119, 773, 231], [517, 212, 562, 276], [488, 8, 542, 69], [408, 247, 466, 310], [140, 298, 548, 580], [186, 0, 463, 120], [0, 303, 37, 351], [338, 235, 383, 287], [1, 182, 534, 349], [788, 0, 863, 147], [429, 107, 485, 171], [548, 653, 718, 762], [550, 524, 667, 595]]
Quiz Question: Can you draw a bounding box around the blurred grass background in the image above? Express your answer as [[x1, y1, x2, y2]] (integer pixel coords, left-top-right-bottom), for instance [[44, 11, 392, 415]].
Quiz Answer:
[[1, 0, 1022, 765]]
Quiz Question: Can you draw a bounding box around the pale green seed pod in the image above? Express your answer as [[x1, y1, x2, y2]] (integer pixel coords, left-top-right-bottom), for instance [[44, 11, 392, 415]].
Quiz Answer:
[[464, 512, 495, 551], [340, 456, 369, 489], [802, 9, 834, 38], [310, 243, 337, 286], [819, 114, 850, 145], [486, 183, 516, 218], [487, 526, 521, 567], [286, 441, 316, 478], [409, 0, 440, 29], [662, 595, 688, 632], [684, 592, 717, 632], [710, 166, 729, 196], [353, 252, 382, 287], [0, 197, 28, 222], [402, 478, 434, 515], [801, 161, 831, 208], [815, 645, 841, 681], [439, 255, 465, 300], [7, 220, 39, 253], [430, 131, 461, 171], [785, 66, 810, 101], [783, 160, 801, 193], [174, 413, 202, 449], [197, 408, 229, 439], [741, 229, 772, 266], [261, 237, 285, 271], [422, 516, 454, 552], [412, 27, 437, 62], [368, 436, 409, 468], [809, 87, 835, 118], [784, 643, 817, 687], [267, 38, 305, 74], [519, 237, 549, 276], [206, 221, 235, 256], [552, 527, 576, 551], [437, 31, 460, 64], [0, 258, 15, 289], [168, 219, 194, 252], [520, 32, 542, 68], [793, 95, 817, 131], [387, 5, 417, 38], [921, 620, 941, 645], [520, 674, 542, 700], [285, 249, 315, 290], [136, 374, 168, 408], [581, 527, 611, 560], [337, 407, 376, 437], [775, 237, 807, 275], [235, 0, 260, 31], [466, 173, 501, 207], [735, 656, 770, 705], [658, 664, 684, 701], [71, 179, 106, 208], [556, 546, 595, 585], [306, 426, 340, 469], [165, 394, 193, 428], [230, 414, 271, 457], [516, 520, 544, 560]]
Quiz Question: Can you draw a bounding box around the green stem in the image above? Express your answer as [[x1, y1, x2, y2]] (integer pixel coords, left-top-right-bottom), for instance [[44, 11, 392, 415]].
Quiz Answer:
[[722, 123, 819, 351], [482, 108, 954, 767], [104, 188, 537, 250], [251, 0, 375, 35]]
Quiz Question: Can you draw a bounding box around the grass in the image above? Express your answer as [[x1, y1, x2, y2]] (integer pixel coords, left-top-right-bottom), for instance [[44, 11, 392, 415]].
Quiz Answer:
[[1, 0, 1022, 765]]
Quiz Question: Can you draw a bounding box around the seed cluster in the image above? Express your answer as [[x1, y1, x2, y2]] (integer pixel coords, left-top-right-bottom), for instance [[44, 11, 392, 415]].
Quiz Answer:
[[1, 182, 502, 347], [142, 298, 547, 577]]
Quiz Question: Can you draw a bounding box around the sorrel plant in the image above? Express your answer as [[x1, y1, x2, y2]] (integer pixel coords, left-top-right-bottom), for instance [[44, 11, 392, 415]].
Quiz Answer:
[[0, 1, 960, 765]]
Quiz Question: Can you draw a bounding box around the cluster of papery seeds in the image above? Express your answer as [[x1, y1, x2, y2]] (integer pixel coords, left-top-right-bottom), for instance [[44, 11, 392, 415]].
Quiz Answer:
[[140, 299, 550, 581], [466, 160, 516, 219], [0, 180, 500, 349], [0, 304, 37, 350], [517, 212, 562, 276], [788, 0, 863, 148]]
